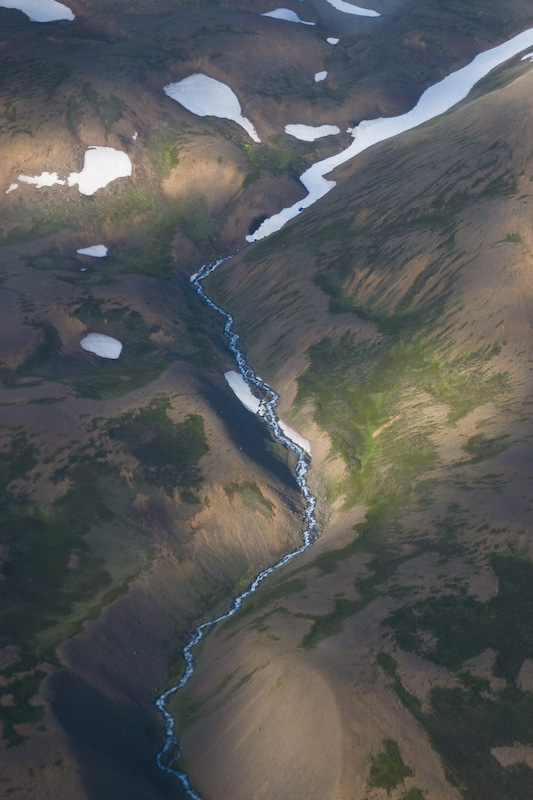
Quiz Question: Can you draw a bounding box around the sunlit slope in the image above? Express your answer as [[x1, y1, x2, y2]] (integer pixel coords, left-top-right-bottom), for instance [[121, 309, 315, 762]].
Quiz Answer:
[[183, 56, 533, 800]]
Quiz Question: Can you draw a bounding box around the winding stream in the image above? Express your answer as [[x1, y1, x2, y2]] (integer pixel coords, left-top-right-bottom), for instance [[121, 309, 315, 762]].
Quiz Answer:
[[155, 256, 318, 798], [154, 25, 533, 799]]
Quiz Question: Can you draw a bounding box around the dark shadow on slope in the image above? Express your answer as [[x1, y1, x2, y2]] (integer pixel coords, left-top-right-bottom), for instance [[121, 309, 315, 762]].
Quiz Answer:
[[49, 670, 185, 800], [196, 373, 301, 508]]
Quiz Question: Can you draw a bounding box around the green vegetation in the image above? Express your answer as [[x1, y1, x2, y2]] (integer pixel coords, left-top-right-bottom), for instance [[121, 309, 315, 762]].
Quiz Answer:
[[0, 55, 71, 103], [146, 131, 183, 178], [297, 332, 506, 511], [373, 555, 533, 800], [300, 597, 360, 650], [107, 397, 208, 498], [241, 137, 307, 189], [0, 671, 45, 748], [402, 789, 425, 800], [224, 481, 274, 517], [368, 739, 412, 793], [463, 433, 510, 464], [0, 400, 208, 746], [387, 555, 533, 683], [81, 84, 125, 132]]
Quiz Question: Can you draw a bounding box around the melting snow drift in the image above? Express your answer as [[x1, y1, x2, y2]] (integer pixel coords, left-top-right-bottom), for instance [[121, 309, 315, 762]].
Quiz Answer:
[[68, 147, 132, 196], [324, 0, 379, 16], [247, 27, 533, 242], [285, 124, 340, 141], [0, 0, 74, 22], [18, 171, 65, 188], [77, 245, 108, 258], [314, 71, 328, 82], [279, 421, 311, 454], [225, 371, 311, 453], [81, 334, 122, 359], [261, 8, 315, 25], [327, 37, 340, 45], [164, 74, 260, 143], [225, 371, 261, 414]]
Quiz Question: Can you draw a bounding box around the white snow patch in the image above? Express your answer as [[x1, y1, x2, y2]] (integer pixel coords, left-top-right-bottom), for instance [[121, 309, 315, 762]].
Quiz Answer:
[[224, 371, 261, 414], [521, 51, 533, 62], [327, 37, 340, 45], [224, 371, 311, 453], [324, 0, 379, 16], [279, 421, 311, 454], [247, 27, 533, 242], [132, 131, 138, 140], [5, 183, 18, 194], [68, 147, 132, 196], [81, 333, 122, 359], [314, 70, 328, 82], [77, 245, 108, 258], [164, 74, 260, 143], [261, 8, 315, 25], [0, 0, 74, 22], [285, 123, 340, 141], [18, 171, 65, 188]]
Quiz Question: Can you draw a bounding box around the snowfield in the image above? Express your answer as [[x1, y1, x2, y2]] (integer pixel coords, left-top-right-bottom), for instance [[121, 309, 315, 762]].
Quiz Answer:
[[285, 124, 340, 141], [77, 245, 108, 258], [81, 334, 123, 359], [18, 171, 65, 188], [261, 8, 314, 25], [164, 74, 260, 143], [324, 0, 379, 16], [224, 371, 261, 414], [247, 27, 533, 242], [224, 371, 311, 453], [68, 147, 132, 196], [0, 0, 74, 22]]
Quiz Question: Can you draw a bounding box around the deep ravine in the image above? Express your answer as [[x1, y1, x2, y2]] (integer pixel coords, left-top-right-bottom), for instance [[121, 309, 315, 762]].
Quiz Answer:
[[155, 255, 318, 799]]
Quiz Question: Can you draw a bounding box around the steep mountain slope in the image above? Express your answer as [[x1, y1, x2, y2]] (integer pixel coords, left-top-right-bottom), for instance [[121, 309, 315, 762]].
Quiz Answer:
[[1, 1, 533, 799], [182, 45, 533, 800]]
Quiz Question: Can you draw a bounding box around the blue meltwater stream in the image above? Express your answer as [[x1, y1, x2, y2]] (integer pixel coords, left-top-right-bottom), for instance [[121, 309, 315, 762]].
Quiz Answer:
[[155, 255, 318, 798]]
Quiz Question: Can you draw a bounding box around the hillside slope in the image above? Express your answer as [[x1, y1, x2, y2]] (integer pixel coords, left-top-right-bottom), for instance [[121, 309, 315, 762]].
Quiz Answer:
[[183, 46, 533, 800]]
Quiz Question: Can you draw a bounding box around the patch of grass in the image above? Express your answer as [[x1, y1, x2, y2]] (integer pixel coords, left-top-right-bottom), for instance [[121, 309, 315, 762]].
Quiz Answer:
[[300, 597, 361, 649], [368, 739, 412, 793], [81, 83, 126, 133], [107, 397, 208, 497], [386, 555, 533, 684], [463, 433, 510, 464], [296, 332, 507, 509], [0, 671, 45, 748], [223, 481, 274, 517], [219, 579, 306, 630], [402, 790, 425, 800], [0, 55, 71, 102], [146, 131, 184, 179]]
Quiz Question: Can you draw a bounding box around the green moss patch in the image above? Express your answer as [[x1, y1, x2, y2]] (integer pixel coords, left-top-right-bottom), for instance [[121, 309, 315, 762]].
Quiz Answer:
[[368, 739, 413, 793], [223, 481, 274, 518], [107, 397, 208, 497]]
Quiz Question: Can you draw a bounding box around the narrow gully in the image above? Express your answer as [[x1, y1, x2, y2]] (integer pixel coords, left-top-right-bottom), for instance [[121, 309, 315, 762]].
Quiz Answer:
[[155, 254, 318, 799]]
